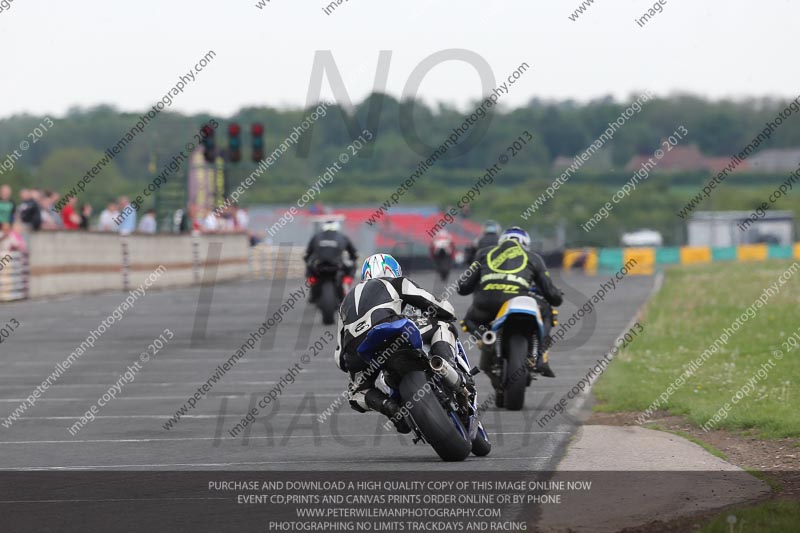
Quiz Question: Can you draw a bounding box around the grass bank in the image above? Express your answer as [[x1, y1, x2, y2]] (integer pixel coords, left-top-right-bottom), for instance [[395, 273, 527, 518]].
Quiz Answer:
[[594, 260, 800, 439]]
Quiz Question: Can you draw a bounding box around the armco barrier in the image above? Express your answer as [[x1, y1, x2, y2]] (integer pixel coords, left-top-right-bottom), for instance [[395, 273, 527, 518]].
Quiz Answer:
[[564, 243, 800, 274], [0, 251, 30, 302], [19, 232, 251, 300]]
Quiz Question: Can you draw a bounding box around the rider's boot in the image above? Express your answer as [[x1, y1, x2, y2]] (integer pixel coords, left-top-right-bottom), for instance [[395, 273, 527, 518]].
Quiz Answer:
[[472, 335, 503, 393], [535, 350, 556, 378], [536, 311, 558, 378], [364, 389, 412, 434]]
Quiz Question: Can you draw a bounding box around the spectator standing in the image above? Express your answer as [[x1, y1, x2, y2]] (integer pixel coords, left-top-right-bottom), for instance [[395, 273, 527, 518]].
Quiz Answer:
[[138, 209, 157, 234], [0, 185, 15, 225], [235, 207, 250, 232], [79, 204, 92, 230], [61, 196, 81, 230], [117, 196, 137, 235], [219, 206, 236, 232], [17, 189, 42, 231], [187, 204, 202, 235], [202, 209, 220, 233], [39, 191, 61, 230], [98, 201, 119, 232]]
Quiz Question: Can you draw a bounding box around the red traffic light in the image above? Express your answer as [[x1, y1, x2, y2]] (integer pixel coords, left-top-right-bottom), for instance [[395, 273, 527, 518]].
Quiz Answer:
[[251, 123, 264, 136], [200, 124, 215, 139], [228, 123, 241, 136]]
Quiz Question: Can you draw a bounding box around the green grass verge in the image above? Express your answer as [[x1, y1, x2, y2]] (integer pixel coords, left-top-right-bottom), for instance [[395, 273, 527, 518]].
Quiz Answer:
[[697, 500, 800, 533], [594, 261, 800, 439]]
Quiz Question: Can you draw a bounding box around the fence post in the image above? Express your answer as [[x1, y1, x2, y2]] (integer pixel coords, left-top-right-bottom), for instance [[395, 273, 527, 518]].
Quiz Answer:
[[120, 237, 131, 292]]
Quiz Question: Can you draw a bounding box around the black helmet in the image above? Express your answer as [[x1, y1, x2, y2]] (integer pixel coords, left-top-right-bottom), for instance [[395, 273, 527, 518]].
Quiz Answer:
[[483, 220, 501, 234]]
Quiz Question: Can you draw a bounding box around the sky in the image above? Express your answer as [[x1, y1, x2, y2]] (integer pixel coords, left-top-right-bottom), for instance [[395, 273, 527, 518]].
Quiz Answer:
[[1, 0, 797, 118]]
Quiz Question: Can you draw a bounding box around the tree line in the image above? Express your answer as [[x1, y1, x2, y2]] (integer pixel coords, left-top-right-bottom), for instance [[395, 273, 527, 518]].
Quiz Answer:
[[1, 92, 798, 246]]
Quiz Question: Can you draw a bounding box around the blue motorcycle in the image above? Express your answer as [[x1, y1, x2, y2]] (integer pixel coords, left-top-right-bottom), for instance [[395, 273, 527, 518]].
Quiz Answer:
[[357, 318, 491, 462]]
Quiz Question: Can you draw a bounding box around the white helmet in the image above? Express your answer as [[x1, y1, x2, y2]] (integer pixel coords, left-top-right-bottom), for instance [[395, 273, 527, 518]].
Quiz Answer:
[[321, 219, 341, 232], [499, 226, 531, 250], [435, 229, 451, 240], [361, 254, 402, 281]]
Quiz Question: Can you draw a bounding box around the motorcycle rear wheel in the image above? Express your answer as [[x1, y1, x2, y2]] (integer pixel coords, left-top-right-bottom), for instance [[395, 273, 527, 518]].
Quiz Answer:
[[319, 281, 337, 325], [399, 371, 471, 462], [504, 334, 528, 411]]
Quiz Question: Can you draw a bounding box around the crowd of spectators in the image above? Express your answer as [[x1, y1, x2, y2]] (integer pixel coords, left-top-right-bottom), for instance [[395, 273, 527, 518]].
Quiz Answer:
[[0, 186, 155, 237], [183, 204, 258, 245], [0, 184, 255, 252], [187, 204, 250, 234]]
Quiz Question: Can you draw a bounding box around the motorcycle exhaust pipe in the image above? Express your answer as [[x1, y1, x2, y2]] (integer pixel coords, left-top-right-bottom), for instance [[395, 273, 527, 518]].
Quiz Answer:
[[481, 330, 497, 347], [430, 356, 464, 390]]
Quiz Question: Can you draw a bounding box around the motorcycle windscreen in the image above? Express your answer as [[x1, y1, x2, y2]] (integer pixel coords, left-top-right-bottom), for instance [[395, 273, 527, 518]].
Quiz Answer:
[[491, 296, 544, 332], [356, 318, 423, 362]]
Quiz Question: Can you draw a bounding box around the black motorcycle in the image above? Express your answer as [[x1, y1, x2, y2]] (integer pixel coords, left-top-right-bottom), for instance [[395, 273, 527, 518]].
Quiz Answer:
[[432, 248, 453, 282], [309, 261, 350, 325]]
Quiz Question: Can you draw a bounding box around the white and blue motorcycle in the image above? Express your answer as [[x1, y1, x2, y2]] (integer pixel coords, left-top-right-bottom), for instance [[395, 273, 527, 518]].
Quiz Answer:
[[357, 318, 491, 462], [481, 294, 546, 411]]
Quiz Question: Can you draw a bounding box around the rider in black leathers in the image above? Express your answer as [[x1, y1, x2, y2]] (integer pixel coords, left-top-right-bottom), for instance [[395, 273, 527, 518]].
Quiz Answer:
[[457, 226, 563, 378], [304, 219, 358, 300], [335, 254, 466, 433], [464, 220, 501, 265]]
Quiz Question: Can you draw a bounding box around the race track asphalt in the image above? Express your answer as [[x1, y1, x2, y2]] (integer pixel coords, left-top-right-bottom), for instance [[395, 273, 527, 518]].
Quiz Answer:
[[0, 270, 654, 471]]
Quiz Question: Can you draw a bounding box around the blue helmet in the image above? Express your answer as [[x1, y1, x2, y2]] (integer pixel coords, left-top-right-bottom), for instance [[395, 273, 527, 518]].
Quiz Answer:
[[361, 254, 402, 280], [499, 226, 530, 250]]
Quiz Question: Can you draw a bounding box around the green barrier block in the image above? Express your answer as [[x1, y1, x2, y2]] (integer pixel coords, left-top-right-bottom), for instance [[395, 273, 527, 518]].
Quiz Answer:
[[597, 248, 623, 273], [655, 247, 681, 265], [768, 245, 793, 259], [712, 247, 737, 261]]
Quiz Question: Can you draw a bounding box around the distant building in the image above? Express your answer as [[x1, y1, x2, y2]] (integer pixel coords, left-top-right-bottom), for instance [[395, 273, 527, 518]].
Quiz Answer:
[[688, 211, 795, 247], [624, 143, 751, 173], [703, 157, 742, 174], [747, 148, 800, 173], [627, 144, 704, 172]]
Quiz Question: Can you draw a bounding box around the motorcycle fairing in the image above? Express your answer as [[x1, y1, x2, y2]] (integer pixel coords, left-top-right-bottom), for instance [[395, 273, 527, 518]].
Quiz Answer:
[[490, 295, 544, 337], [356, 318, 423, 362], [357, 319, 484, 445]]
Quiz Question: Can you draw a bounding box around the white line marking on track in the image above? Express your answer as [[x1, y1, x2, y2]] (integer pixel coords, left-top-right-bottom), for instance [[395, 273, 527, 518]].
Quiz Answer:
[[0, 382, 279, 388], [12, 413, 363, 420], [0, 393, 344, 402], [0, 431, 569, 445], [2, 456, 554, 470]]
